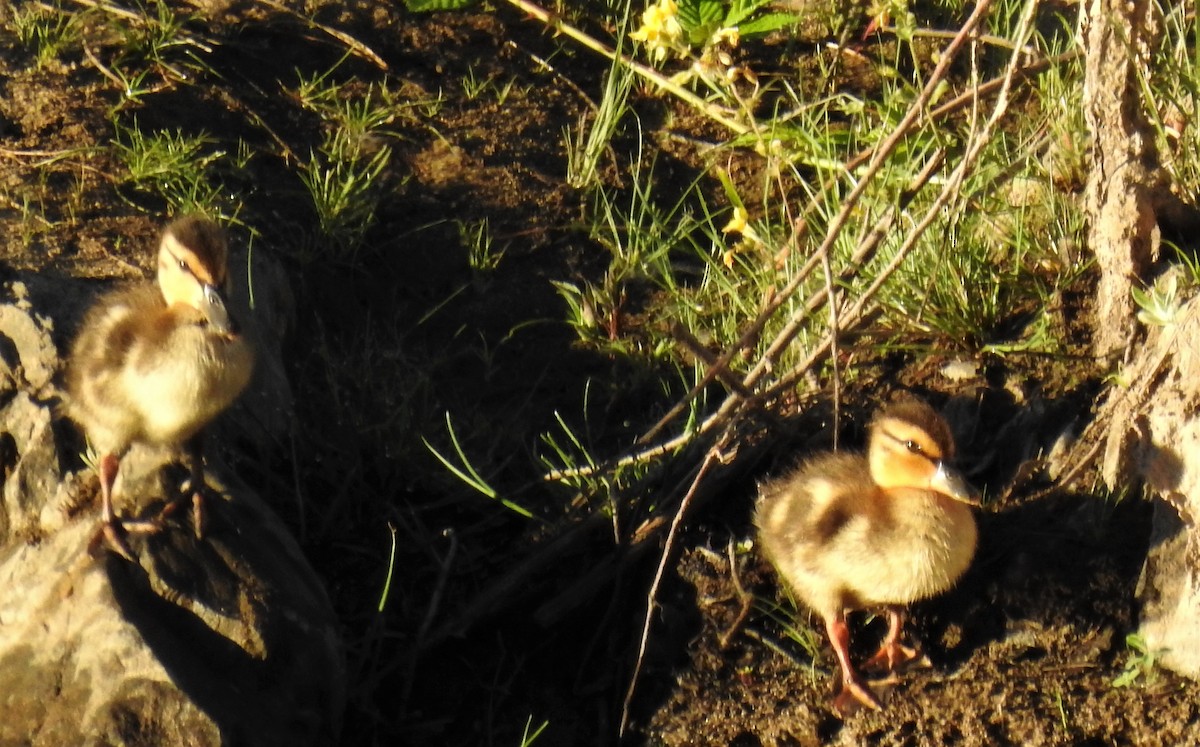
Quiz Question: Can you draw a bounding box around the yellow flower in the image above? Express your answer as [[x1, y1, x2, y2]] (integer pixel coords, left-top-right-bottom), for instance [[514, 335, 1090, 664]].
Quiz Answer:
[[710, 27, 740, 48], [630, 0, 684, 62], [722, 206, 749, 235], [722, 206, 762, 245]]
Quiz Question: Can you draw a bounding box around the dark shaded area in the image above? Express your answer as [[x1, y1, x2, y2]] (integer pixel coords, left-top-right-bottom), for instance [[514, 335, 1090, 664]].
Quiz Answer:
[[0, 3, 1198, 746]]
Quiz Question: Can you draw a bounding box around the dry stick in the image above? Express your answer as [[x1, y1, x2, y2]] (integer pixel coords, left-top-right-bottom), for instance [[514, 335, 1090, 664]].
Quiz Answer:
[[499, 0, 749, 135], [619, 442, 725, 737], [670, 323, 758, 398], [882, 24, 1037, 53], [820, 237, 842, 449], [766, 15, 1038, 399], [729, 207, 902, 409], [632, 0, 996, 454], [81, 40, 126, 90], [255, 0, 389, 71], [718, 538, 754, 650], [637, 221, 826, 445], [553, 4, 1046, 474]]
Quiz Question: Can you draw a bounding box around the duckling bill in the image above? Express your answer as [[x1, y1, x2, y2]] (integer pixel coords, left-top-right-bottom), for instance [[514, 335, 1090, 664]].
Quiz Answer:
[[755, 399, 979, 714], [66, 216, 255, 559]]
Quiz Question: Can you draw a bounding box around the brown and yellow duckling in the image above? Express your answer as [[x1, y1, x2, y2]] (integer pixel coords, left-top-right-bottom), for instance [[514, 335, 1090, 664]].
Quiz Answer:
[[755, 399, 979, 714], [66, 216, 255, 559]]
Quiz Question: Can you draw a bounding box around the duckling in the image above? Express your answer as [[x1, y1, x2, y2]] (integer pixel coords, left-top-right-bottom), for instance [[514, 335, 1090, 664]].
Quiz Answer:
[[754, 399, 979, 714], [66, 216, 255, 559]]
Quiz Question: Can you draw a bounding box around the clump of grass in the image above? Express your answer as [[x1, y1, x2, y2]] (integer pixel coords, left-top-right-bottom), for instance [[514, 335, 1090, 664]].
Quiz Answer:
[[1135, 0, 1200, 193], [111, 119, 235, 217], [293, 63, 403, 260], [10, 5, 82, 68], [1113, 633, 1164, 688]]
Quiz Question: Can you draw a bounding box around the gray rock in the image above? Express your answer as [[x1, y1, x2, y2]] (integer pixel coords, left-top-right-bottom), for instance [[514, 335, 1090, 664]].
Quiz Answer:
[[0, 262, 344, 746], [1084, 294, 1200, 678]]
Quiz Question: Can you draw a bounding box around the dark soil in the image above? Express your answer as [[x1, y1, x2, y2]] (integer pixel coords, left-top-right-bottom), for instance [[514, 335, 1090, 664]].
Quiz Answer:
[[1, 3, 1198, 746]]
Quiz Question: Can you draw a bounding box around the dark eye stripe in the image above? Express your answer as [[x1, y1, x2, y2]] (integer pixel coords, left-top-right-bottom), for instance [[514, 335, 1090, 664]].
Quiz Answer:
[[882, 428, 936, 460]]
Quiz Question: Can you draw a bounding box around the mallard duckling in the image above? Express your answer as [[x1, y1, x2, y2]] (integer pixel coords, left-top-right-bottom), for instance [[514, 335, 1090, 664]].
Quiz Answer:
[[755, 399, 979, 714], [66, 216, 255, 559]]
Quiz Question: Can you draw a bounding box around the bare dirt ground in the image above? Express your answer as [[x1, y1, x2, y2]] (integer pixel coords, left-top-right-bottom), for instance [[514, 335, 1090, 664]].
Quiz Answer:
[[1, 3, 1198, 745]]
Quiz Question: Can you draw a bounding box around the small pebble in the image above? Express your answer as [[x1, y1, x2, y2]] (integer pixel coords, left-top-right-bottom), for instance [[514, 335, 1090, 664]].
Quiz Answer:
[[940, 360, 979, 381]]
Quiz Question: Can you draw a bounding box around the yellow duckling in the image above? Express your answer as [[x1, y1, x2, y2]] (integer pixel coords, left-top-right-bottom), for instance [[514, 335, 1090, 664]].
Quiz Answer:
[[66, 215, 255, 558], [755, 399, 979, 714]]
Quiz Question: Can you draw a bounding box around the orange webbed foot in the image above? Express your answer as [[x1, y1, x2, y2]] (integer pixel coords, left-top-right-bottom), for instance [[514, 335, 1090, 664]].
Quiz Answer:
[[88, 516, 164, 561], [862, 640, 924, 673], [831, 676, 883, 717]]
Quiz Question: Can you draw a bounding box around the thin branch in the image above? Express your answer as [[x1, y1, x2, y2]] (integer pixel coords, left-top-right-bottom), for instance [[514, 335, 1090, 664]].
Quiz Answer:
[[619, 443, 725, 737], [255, 0, 389, 71], [632, 0, 995, 450]]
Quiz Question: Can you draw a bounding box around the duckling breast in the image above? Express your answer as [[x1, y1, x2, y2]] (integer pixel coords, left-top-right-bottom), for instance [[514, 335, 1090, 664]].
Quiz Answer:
[[125, 322, 254, 444], [848, 491, 977, 605]]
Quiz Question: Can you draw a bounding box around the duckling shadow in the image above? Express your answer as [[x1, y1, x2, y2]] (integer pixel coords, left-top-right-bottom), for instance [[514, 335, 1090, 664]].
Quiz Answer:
[[916, 490, 1154, 673], [104, 552, 264, 737], [104, 466, 338, 744]]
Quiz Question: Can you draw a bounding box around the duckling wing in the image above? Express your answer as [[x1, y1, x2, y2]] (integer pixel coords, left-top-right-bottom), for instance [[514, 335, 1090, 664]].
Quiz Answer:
[[755, 453, 879, 615], [66, 285, 166, 453]]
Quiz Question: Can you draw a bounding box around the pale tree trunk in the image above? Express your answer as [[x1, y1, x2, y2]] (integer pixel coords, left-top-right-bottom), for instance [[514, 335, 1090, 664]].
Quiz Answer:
[[1077, 0, 1200, 679]]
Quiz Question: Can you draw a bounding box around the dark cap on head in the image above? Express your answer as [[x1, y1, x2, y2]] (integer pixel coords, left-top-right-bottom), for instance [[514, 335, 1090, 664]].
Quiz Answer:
[[163, 215, 229, 283], [870, 398, 957, 460]]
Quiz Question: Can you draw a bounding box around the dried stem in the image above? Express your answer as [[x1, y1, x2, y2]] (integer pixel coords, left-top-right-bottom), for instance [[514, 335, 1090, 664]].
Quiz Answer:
[[619, 442, 726, 737], [499, 0, 749, 134]]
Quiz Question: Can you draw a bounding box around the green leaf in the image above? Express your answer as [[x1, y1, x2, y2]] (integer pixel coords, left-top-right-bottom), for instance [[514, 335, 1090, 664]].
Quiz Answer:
[[676, 0, 726, 43], [404, 0, 476, 11], [737, 12, 803, 37]]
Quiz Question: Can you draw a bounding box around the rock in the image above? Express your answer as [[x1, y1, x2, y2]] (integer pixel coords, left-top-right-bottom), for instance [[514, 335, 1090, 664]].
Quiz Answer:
[[0, 266, 344, 746], [1137, 496, 1200, 677], [1081, 296, 1200, 678]]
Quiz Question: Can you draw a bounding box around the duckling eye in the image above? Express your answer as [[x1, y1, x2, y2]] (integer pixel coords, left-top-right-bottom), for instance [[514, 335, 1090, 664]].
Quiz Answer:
[[905, 440, 922, 454], [178, 258, 189, 273]]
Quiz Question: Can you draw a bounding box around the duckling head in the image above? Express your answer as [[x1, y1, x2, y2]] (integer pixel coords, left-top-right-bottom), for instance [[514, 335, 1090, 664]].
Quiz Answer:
[[157, 215, 236, 335], [867, 400, 980, 505]]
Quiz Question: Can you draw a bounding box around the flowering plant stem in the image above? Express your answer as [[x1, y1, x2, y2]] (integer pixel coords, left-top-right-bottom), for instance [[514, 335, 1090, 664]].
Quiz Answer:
[[500, 0, 752, 134]]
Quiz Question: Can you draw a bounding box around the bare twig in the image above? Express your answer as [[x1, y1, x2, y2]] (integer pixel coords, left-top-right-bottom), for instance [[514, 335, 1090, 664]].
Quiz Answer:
[[619, 443, 725, 737], [255, 0, 389, 71], [81, 40, 125, 89], [718, 539, 754, 650]]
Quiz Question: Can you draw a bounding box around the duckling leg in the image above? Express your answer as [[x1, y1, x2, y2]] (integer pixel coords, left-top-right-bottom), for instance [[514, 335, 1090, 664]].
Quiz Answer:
[[89, 453, 146, 562], [825, 613, 882, 714], [155, 436, 209, 539], [862, 607, 921, 673], [184, 434, 208, 540]]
